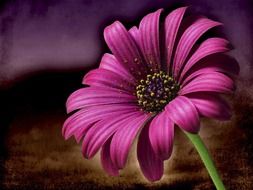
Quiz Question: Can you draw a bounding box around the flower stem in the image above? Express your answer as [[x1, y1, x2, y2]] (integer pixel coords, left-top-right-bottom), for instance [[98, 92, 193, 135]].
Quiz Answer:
[[184, 132, 226, 190]]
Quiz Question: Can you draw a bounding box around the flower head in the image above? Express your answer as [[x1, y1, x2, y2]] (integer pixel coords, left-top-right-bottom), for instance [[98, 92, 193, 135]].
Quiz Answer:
[[62, 7, 239, 181]]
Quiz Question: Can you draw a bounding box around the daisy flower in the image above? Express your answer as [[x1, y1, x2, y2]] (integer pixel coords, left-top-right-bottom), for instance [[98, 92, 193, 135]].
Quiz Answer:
[[62, 7, 239, 189]]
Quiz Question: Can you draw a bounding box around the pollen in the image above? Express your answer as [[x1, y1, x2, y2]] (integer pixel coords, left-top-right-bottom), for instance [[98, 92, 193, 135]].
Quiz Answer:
[[136, 71, 180, 113]]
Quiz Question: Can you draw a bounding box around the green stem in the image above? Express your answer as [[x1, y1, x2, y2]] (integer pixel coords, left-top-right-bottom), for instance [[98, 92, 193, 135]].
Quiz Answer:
[[184, 132, 226, 190]]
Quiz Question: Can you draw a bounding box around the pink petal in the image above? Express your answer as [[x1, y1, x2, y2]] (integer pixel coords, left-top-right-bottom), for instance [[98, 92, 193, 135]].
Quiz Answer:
[[165, 96, 200, 133], [165, 7, 187, 73], [82, 111, 143, 159], [129, 26, 141, 47], [110, 113, 151, 169], [83, 68, 135, 92], [73, 127, 89, 143], [137, 124, 164, 182], [99, 53, 135, 82], [180, 54, 240, 86], [63, 108, 93, 141], [101, 137, 119, 176], [63, 104, 139, 141], [66, 87, 136, 113], [173, 17, 222, 79], [186, 93, 231, 120], [149, 111, 174, 160], [139, 9, 163, 72], [179, 37, 229, 82], [104, 21, 147, 79], [179, 72, 235, 95], [181, 54, 240, 86]]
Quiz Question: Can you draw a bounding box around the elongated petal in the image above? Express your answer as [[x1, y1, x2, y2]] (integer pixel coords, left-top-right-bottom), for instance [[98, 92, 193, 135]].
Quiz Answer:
[[104, 21, 147, 79], [181, 68, 226, 87], [137, 124, 164, 181], [83, 68, 135, 92], [179, 37, 229, 82], [181, 55, 239, 86], [101, 137, 119, 176], [165, 7, 187, 73], [129, 26, 141, 47], [179, 72, 235, 95], [66, 87, 136, 113], [63, 108, 94, 140], [149, 111, 174, 160], [82, 111, 142, 159], [186, 93, 231, 120], [139, 9, 163, 72], [173, 17, 222, 79], [99, 53, 135, 82], [63, 104, 139, 141], [165, 96, 200, 133], [110, 113, 151, 169]]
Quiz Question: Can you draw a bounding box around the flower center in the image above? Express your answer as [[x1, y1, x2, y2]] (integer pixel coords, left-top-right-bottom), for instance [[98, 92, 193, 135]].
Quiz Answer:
[[136, 71, 180, 113]]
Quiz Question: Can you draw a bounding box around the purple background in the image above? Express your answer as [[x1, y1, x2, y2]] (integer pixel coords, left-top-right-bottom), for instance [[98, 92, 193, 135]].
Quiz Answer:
[[0, 0, 252, 84]]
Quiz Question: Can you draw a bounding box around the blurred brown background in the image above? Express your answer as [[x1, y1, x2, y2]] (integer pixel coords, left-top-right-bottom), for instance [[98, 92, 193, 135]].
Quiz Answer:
[[0, 0, 253, 189]]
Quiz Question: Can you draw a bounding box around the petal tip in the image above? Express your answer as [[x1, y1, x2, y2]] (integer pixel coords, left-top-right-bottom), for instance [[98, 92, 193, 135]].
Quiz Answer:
[[104, 21, 123, 39], [178, 6, 189, 11], [145, 174, 163, 182]]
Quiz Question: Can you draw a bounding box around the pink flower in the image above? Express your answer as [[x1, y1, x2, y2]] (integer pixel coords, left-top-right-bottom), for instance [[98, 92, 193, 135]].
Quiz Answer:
[[62, 7, 239, 181]]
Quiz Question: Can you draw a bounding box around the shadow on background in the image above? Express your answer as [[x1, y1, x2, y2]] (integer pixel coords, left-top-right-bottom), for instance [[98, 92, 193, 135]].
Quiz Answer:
[[0, 67, 90, 189]]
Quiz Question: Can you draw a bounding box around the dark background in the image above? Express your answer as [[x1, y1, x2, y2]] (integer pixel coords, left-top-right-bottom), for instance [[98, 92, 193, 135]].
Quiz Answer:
[[0, 0, 253, 189]]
